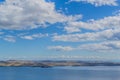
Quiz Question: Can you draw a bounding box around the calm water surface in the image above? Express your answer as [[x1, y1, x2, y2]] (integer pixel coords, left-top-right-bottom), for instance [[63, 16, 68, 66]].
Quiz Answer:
[[0, 66, 120, 80]]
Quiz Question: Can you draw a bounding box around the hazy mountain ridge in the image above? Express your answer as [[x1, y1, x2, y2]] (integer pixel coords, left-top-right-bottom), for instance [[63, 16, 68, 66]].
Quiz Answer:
[[0, 60, 120, 68]]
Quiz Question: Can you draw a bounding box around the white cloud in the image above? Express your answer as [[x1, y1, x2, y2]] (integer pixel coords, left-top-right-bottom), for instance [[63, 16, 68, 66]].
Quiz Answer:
[[48, 46, 75, 51], [3, 35, 16, 42], [48, 41, 120, 52], [65, 15, 120, 33], [51, 10, 120, 53], [0, 0, 80, 30], [0, 0, 120, 54], [20, 33, 48, 40], [53, 13, 120, 52], [69, 0, 118, 7], [78, 41, 120, 52], [53, 29, 120, 42], [0, 33, 48, 42]]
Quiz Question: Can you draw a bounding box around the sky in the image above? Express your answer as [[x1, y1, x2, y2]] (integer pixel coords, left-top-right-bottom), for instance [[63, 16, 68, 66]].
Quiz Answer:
[[0, 0, 120, 61]]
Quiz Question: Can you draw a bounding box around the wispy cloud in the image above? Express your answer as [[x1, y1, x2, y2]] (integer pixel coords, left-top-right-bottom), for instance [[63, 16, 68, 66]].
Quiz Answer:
[[0, 32, 4, 35], [20, 33, 48, 40], [68, 0, 118, 7], [3, 35, 16, 42], [78, 41, 120, 52], [48, 46, 75, 51]]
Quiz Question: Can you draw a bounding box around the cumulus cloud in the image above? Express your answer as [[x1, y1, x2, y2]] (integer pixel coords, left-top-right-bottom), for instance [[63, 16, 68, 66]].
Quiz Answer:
[[0, 0, 120, 54], [65, 15, 120, 33], [52, 12, 120, 52], [68, 0, 118, 7], [53, 29, 120, 42], [48, 46, 75, 51], [0, 0, 80, 30]]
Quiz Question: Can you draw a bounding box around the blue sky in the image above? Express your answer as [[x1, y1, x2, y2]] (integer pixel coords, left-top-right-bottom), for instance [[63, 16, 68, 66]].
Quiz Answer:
[[0, 0, 120, 61]]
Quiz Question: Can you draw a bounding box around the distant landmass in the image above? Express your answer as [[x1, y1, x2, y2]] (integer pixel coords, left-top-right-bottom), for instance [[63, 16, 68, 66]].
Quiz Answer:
[[0, 60, 120, 68]]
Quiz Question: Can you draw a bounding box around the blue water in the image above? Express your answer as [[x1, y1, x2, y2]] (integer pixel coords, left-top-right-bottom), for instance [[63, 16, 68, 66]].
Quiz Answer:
[[0, 66, 120, 80]]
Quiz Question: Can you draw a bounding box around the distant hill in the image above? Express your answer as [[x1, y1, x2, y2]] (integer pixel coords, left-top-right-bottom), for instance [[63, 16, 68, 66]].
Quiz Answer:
[[0, 60, 120, 68]]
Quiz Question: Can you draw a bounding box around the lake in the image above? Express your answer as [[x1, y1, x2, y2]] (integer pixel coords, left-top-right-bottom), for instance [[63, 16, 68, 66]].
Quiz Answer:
[[0, 66, 120, 80]]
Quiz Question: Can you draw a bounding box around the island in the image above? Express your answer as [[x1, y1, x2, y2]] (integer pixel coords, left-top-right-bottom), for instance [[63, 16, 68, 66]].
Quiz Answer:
[[0, 60, 120, 68]]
